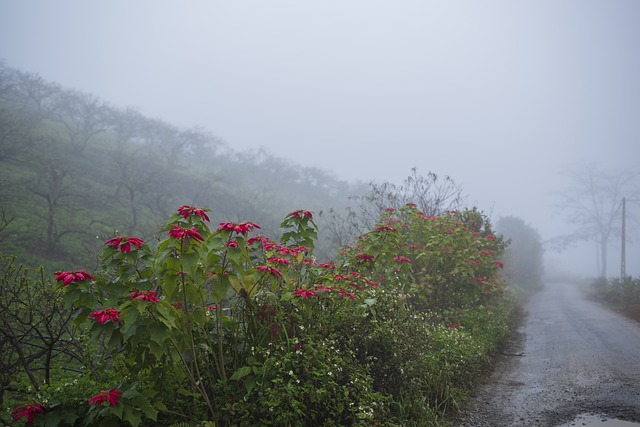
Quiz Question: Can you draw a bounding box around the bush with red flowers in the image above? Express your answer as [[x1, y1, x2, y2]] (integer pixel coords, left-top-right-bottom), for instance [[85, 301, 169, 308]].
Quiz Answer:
[[4, 203, 516, 426]]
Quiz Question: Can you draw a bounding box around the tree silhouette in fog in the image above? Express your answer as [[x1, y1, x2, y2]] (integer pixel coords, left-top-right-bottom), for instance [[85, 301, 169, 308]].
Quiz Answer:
[[553, 165, 639, 278]]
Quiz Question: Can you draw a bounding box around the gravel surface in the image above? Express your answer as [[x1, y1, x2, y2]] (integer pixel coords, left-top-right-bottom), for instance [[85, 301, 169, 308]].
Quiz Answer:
[[454, 281, 640, 427]]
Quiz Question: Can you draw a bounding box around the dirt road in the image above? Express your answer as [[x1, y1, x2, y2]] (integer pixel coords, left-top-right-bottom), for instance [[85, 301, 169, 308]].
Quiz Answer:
[[455, 281, 640, 427]]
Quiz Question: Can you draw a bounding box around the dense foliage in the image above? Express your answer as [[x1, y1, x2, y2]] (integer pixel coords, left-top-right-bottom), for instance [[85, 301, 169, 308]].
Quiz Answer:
[[2, 204, 516, 426]]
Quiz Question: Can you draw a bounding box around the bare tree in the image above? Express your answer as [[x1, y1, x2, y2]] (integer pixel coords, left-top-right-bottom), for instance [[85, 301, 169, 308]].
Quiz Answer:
[[320, 168, 466, 249], [0, 207, 14, 243], [0, 256, 85, 408], [52, 89, 109, 154], [27, 158, 81, 252], [552, 165, 639, 278], [0, 63, 51, 161]]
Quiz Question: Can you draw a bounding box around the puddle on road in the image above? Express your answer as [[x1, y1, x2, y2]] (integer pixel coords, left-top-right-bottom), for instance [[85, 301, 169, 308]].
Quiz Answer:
[[558, 413, 640, 426]]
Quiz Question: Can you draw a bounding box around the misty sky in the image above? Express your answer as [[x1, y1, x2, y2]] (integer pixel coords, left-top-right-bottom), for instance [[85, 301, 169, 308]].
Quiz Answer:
[[1, 1, 639, 276]]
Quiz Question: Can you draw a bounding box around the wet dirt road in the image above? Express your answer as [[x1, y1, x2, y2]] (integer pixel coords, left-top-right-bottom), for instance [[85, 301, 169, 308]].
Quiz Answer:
[[455, 281, 640, 427]]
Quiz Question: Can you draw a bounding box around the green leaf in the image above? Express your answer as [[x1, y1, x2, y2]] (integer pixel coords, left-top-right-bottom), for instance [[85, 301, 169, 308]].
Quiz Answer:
[[122, 405, 143, 427], [176, 387, 199, 397], [154, 302, 177, 328], [244, 375, 257, 394], [230, 365, 252, 380], [180, 252, 199, 277]]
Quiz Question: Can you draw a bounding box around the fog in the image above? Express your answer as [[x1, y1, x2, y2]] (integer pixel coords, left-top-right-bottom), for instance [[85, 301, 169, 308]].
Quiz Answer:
[[1, 1, 639, 277]]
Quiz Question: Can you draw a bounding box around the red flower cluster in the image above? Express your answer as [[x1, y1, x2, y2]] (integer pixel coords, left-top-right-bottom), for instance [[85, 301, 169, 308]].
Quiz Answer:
[[263, 242, 289, 254], [288, 209, 313, 219], [316, 263, 337, 269], [89, 307, 121, 324], [294, 288, 316, 299], [169, 224, 204, 241], [372, 225, 397, 232], [178, 205, 210, 222], [88, 388, 122, 406], [339, 289, 357, 299], [12, 403, 45, 423], [256, 265, 283, 278], [355, 253, 374, 262], [267, 257, 292, 265], [129, 290, 159, 303], [55, 270, 94, 286], [247, 235, 269, 246], [104, 236, 144, 253], [217, 221, 261, 235], [394, 256, 412, 263]]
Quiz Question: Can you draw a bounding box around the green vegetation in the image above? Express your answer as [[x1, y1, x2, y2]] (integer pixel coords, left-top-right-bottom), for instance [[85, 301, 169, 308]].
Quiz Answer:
[[590, 275, 640, 306], [2, 205, 516, 426], [1, 63, 532, 425]]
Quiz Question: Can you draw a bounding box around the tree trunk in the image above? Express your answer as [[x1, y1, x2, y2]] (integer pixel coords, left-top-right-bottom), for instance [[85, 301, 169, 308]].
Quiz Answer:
[[600, 238, 608, 278]]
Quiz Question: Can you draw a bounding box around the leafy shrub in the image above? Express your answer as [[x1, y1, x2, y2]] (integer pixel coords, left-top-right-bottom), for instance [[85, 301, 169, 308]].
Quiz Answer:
[[4, 203, 517, 426]]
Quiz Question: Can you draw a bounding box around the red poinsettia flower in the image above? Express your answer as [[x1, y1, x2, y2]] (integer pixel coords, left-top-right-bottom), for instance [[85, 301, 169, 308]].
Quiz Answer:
[[393, 256, 412, 263], [247, 235, 269, 245], [89, 307, 121, 324], [267, 257, 292, 265], [177, 205, 211, 222], [89, 388, 122, 406], [287, 209, 313, 219], [217, 221, 261, 235], [256, 265, 283, 279], [449, 322, 460, 329], [317, 263, 337, 269], [129, 290, 159, 303], [355, 253, 374, 262], [294, 288, 316, 299], [104, 236, 144, 253], [12, 403, 45, 423], [372, 225, 397, 232], [289, 246, 310, 254], [169, 224, 204, 241], [263, 242, 291, 255], [55, 270, 94, 286], [339, 289, 357, 299]]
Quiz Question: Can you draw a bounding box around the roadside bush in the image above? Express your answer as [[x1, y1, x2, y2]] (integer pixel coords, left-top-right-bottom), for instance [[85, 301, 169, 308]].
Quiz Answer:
[[591, 276, 640, 305], [4, 203, 517, 426]]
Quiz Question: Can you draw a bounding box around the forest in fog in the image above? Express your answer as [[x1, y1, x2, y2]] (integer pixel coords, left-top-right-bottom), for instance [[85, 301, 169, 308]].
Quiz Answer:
[[0, 62, 374, 269]]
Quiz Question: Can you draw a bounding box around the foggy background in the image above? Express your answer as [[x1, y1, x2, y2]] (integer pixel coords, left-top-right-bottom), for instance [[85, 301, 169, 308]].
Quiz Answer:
[[1, 1, 639, 277]]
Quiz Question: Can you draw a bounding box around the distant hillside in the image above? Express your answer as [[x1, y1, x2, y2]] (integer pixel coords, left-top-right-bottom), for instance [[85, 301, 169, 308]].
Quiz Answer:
[[0, 62, 366, 269]]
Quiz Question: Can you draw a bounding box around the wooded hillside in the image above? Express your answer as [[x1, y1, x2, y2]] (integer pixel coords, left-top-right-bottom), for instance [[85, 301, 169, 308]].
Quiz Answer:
[[0, 62, 366, 269]]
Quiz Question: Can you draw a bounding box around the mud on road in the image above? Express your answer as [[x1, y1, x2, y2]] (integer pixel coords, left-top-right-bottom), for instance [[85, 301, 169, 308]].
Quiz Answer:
[[454, 282, 640, 427]]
